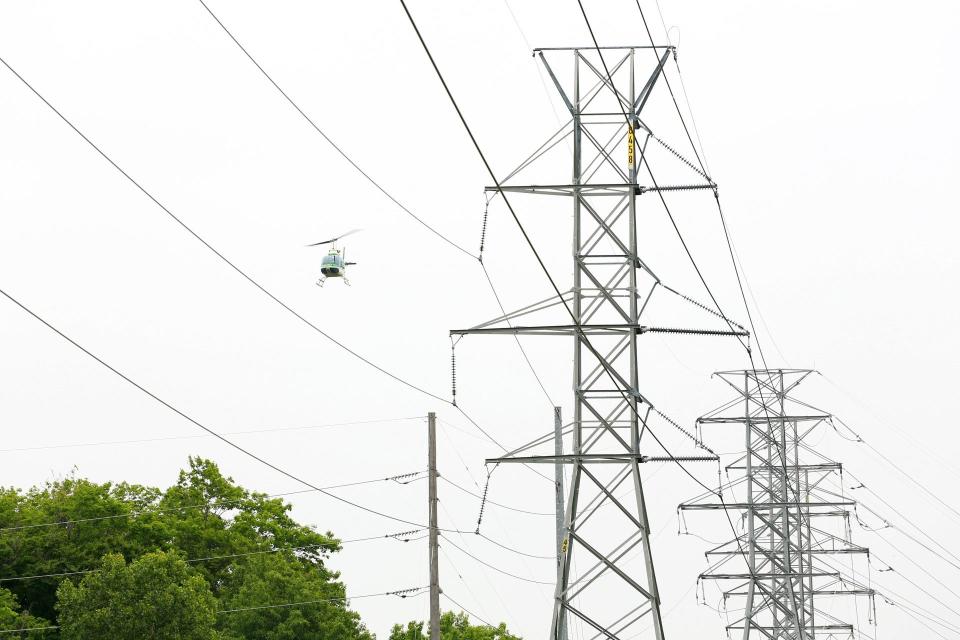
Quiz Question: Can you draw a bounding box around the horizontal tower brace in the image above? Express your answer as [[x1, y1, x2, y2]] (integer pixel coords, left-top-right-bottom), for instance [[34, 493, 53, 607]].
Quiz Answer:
[[484, 184, 715, 196], [680, 501, 856, 510], [532, 45, 674, 52], [725, 625, 854, 632], [451, 325, 748, 337], [723, 589, 875, 597], [698, 415, 831, 424], [725, 463, 842, 471], [701, 572, 842, 580], [706, 548, 869, 557], [486, 453, 718, 465]]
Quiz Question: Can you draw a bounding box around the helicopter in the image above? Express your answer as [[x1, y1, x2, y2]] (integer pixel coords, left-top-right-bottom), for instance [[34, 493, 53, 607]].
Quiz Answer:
[[307, 229, 360, 287]]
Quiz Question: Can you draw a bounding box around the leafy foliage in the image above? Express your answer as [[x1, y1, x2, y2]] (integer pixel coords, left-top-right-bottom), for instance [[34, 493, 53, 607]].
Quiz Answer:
[[389, 611, 521, 640], [0, 586, 53, 636], [217, 553, 373, 640], [56, 551, 218, 640], [0, 457, 367, 639]]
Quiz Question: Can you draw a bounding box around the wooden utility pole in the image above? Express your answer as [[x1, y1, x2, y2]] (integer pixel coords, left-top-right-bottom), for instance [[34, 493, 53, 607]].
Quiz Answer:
[[428, 412, 441, 640]]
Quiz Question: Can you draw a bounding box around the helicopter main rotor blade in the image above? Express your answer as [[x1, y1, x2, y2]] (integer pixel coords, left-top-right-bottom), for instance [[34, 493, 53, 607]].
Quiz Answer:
[[338, 228, 362, 240], [305, 228, 362, 247]]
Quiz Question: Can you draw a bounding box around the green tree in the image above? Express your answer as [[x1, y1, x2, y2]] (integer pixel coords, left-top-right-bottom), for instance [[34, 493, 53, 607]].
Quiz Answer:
[[0, 587, 53, 636], [56, 551, 218, 640], [216, 553, 373, 640], [389, 611, 521, 640], [0, 475, 165, 623], [157, 457, 338, 591], [0, 457, 367, 638]]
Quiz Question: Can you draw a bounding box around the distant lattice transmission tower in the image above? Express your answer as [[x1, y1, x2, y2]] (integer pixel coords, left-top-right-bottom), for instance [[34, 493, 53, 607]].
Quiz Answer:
[[681, 369, 876, 639]]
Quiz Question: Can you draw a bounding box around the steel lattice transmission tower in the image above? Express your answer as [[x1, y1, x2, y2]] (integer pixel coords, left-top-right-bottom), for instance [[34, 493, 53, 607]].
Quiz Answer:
[[453, 45, 745, 640], [681, 370, 876, 639]]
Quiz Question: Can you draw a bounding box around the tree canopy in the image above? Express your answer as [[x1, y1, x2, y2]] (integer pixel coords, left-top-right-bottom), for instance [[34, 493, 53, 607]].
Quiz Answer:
[[57, 551, 219, 640], [0, 457, 369, 639], [0, 586, 52, 636], [0, 457, 516, 639]]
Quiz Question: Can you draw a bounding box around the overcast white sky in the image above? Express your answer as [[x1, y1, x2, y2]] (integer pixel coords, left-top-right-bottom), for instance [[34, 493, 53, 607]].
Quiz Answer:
[[1, 1, 958, 638]]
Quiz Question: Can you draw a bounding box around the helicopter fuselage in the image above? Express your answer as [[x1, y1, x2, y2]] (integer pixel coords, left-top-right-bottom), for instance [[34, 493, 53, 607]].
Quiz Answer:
[[320, 249, 345, 278]]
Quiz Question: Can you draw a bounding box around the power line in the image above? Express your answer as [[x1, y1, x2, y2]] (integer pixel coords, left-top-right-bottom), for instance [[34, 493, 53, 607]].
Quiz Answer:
[[0, 587, 429, 636], [823, 374, 960, 483], [475, 532, 554, 561], [453, 407, 552, 484], [442, 592, 499, 629], [845, 471, 960, 571], [194, 0, 476, 261], [836, 417, 960, 524], [625, 2, 767, 370], [571, 7, 798, 607], [0, 530, 426, 584], [588, 6, 951, 637], [565, 1, 741, 495], [633, 0, 817, 561], [400, 0, 727, 514], [571, 0, 754, 375], [435, 422, 557, 563], [0, 285, 431, 529], [0, 53, 527, 461], [197, 0, 561, 418], [437, 507, 526, 631], [219, 586, 430, 614], [0, 627, 58, 636], [632, 0, 709, 178], [632, 3, 783, 377], [820, 556, 960, 636], [198, 0, 560, 460], [439, 475, 552, 517], [0, 53, 447, 406], [397, 0, 569, 317], [439, 534, 552, 586], [0, 471, 425, 534], [438, 547, 501, 630], [631, 21, 803, 549], [479, 262, 555, 407]]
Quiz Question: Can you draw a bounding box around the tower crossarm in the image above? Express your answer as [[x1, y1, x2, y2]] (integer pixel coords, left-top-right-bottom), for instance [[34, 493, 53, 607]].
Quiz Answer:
[[725, 624, 854, 633], [482, 183, 715, 196], [701, 572, 843, 581], [698, 415, 831, 424], [725, 462, 841, 472], [680, 501, 855, 510], [452, 324, 748, 337], [487, 453, 718, 465], [706, 548, 869, 557]]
